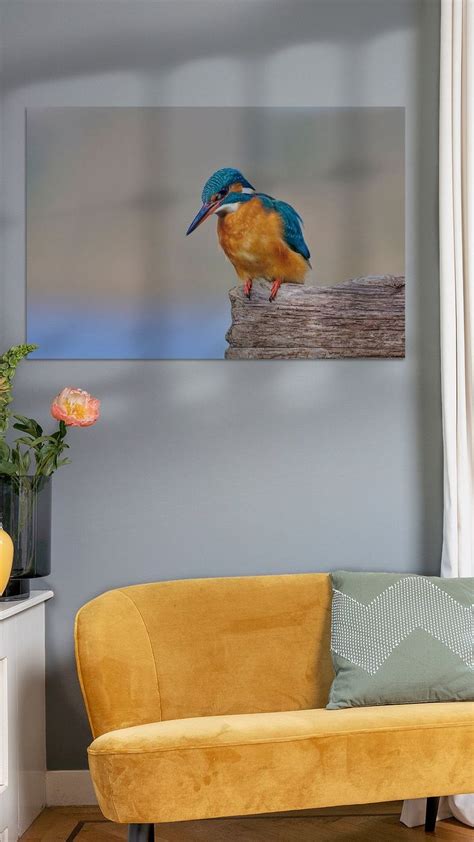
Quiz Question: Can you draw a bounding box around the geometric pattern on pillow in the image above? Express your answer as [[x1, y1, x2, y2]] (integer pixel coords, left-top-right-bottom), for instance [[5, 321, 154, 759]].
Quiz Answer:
[[331, 576, 473, 676]]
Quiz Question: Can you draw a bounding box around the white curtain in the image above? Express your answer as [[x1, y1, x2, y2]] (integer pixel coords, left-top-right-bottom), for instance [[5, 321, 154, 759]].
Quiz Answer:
[[402, 0, 474, 829]]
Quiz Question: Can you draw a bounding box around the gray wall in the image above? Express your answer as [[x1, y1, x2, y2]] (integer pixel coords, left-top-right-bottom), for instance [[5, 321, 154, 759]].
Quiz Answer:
[[0, 0, 441, 770]]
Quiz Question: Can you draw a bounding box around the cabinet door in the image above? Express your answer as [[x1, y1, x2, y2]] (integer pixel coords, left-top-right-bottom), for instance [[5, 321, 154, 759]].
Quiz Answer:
[[0, 620, 17, 842], [0, 655, 7, 792], [0, 604, 47, 841], [16, 605, 46, 836]]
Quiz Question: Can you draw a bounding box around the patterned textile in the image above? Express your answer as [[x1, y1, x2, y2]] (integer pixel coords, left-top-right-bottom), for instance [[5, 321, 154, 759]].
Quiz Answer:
[[327, 571, 474, 709]]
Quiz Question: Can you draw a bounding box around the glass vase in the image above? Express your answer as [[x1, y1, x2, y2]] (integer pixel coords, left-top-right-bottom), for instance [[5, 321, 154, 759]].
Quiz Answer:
[[0, 476, 52, 601]]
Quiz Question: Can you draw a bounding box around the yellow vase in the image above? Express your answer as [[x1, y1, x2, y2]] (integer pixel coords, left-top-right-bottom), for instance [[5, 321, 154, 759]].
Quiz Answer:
[[0, 523, 14, 596]]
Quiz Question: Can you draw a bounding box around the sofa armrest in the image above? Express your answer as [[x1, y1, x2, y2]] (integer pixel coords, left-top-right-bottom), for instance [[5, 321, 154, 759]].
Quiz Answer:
[[75, 589, 162, 738]]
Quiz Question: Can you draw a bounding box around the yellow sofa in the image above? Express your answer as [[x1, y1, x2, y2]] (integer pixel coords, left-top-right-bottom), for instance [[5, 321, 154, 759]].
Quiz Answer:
[[75, 574, 474, 840]]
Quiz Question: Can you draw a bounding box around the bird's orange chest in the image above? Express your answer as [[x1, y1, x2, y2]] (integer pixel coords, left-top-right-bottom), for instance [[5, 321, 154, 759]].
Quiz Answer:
[[217, 199, 282, 272]]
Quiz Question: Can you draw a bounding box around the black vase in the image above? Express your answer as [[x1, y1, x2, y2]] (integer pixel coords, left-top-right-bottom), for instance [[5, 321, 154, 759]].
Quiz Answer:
[[0, 476, 52, 601]]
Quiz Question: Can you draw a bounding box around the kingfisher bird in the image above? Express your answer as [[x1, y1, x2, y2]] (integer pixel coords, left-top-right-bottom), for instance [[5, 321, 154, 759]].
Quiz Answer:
[[186, 167, 311, 301]]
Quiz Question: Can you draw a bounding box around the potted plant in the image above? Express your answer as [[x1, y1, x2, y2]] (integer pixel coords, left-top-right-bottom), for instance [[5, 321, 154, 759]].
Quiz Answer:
[[0, 344, 100, 600]]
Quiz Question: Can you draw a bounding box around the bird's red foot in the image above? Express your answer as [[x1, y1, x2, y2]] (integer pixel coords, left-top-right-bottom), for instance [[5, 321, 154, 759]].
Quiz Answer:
[[243, 279, 253, 299], [269, 278, 282, 302]]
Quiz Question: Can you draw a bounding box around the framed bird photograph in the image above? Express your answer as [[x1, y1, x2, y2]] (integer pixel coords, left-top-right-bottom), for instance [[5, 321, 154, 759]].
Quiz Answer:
[[26, 106, 405, 360]]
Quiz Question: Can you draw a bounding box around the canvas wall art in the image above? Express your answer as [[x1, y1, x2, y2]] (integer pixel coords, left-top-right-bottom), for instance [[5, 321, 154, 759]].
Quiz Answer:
[[26, 107, 405, 359]]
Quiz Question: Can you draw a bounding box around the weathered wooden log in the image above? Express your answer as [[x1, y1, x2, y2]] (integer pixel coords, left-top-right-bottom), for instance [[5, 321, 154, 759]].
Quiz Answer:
[[225, 275, 405, 359]]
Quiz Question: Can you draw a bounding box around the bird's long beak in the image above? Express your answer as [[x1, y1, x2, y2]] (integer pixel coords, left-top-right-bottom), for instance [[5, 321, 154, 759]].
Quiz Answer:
[[186, 200, 221, 235]]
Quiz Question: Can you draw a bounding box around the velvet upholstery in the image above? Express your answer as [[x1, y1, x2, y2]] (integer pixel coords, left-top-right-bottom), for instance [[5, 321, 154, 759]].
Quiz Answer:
[[75, 574, 474, 824], [75, 574, 334, 736]]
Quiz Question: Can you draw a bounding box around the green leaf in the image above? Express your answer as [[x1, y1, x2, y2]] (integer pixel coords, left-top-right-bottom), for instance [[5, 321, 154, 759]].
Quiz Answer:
[[12, 414, 31, 425], [39, 458, 56, 477], [12, 423, 29, 433], [15, 435, 49, 448], [12, 415, 43, 438], [0, 461, 16, 476], [35, 449, 56, 476]]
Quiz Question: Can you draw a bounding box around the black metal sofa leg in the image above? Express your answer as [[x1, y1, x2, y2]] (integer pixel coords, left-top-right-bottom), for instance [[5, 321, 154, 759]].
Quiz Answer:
[[425, 797, 440, 833], [128, 823, 155, 841]]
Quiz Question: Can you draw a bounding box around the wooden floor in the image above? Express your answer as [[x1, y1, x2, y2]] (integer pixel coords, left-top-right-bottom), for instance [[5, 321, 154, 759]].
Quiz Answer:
[[20, 804, 472, 841]]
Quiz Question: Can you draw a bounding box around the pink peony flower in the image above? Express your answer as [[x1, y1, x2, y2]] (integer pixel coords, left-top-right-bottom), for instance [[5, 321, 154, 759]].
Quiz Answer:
[[51, 387, 100, 427]]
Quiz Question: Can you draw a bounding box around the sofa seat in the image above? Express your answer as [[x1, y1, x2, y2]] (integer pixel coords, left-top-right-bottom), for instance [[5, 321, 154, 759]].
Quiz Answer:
[[88, 701, 474, 824]]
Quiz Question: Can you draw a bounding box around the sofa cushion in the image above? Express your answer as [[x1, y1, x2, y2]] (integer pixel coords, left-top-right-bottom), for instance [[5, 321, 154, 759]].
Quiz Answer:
[[327, 571, 474, 710], [88, 702, 474, 824]]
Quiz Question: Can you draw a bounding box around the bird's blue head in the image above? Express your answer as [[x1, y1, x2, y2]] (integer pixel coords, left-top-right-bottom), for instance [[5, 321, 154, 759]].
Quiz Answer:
[[186, 168, 255, 235]]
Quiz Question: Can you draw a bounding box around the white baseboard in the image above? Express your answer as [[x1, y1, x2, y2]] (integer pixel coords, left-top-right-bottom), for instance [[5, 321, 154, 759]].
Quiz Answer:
[[46, 770, 97, 806]]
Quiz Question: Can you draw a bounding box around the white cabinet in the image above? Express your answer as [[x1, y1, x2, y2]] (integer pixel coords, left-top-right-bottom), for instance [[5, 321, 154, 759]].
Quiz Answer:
[[0, 592, 53, 842]]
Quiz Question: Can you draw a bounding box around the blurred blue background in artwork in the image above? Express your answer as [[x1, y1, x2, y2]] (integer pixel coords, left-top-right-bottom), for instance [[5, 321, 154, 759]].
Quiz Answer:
[[26, 107, 404, 359], [28, 297, 229, 359]]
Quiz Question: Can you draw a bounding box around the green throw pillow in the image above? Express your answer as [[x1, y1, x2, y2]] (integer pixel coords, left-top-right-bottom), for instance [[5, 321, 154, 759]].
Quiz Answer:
[[327, 571, 474, 709]]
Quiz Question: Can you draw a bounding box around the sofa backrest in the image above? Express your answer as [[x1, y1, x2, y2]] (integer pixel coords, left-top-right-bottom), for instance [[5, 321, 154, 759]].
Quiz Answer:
[[75, 573, 334, 738]]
